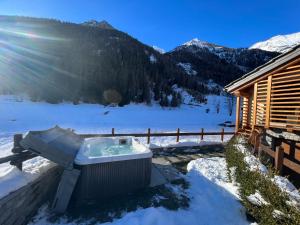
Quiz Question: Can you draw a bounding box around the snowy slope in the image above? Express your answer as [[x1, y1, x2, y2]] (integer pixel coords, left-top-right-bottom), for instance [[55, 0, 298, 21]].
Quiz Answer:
[[250, 32, 300, 53]]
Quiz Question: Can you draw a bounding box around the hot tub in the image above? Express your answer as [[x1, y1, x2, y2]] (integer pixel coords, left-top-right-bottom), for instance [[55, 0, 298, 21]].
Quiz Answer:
[[73, 137, 152, 203]]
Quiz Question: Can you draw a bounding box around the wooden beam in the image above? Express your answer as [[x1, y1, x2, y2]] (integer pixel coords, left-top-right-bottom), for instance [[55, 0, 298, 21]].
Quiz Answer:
[[265, 76, 272, 128], [235, 96, 241, 133], [252, 83, 258, 129], [275, 146, 284, 174]]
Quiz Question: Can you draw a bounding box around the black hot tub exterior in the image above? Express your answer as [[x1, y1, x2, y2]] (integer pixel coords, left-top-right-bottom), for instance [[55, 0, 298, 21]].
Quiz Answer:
[[72, 137, 153, 204], [74, 157, 152, 204]]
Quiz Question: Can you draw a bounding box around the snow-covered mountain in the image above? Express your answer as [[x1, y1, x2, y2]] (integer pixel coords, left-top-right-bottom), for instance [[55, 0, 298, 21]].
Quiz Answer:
[[167, 38, 278, 85], [81, 20, 114, 29], [250, 32, 300, 53], [152, 46, 165, 54]]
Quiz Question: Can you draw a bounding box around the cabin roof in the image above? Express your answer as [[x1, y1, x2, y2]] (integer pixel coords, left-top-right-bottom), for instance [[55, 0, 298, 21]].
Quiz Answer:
[[224, 44, 300, 93]]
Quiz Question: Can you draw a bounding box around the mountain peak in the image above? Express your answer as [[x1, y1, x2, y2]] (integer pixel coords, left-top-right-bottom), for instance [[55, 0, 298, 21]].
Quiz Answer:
[[250, 32, 300, 53], [180, 38, 226, 50], [82, 20, 114, 29]]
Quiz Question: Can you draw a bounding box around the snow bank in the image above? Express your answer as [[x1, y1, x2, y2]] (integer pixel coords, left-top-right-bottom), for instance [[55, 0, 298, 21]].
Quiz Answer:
[[30, 157, 250, 225], [0, 157, 54, 199]]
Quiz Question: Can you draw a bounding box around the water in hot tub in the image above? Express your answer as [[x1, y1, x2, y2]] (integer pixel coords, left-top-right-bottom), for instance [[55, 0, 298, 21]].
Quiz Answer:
[[85, 141, 136, 157]]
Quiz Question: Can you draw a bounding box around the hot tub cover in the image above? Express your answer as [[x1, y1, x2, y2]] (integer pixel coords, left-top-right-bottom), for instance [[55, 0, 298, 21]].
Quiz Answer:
[[20, 126, 83, 169]]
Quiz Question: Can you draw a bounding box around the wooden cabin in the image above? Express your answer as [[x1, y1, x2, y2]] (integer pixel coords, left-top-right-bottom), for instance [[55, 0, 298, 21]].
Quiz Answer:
[[225, 45, 300, 176]]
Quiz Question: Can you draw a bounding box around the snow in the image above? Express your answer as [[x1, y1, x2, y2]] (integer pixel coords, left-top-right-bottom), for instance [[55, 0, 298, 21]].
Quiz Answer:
[[272, 176, 300, 207], [0, 157, 54, 199], [152, 46, 165, 54], [0, 94, 234, 199], [30, 157, 250, 225], [149, 54, 157, 63], [247, 191, 269, 206], [250, 32, 300, 53], [177, 62, 197, 75]]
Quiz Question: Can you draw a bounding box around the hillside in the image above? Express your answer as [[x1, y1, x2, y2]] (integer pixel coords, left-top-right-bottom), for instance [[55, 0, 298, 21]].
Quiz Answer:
[[167, 39, 279, 86], [0, 16, 280, 106], [0, 16, 189, 106]]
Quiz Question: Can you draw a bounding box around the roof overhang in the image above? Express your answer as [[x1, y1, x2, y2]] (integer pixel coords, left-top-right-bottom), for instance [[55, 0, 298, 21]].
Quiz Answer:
[[224, 45, 300, 94]]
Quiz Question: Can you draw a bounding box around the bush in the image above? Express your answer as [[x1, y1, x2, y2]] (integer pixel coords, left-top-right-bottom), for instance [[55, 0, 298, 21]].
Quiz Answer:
[[225, 137, 300, 225]]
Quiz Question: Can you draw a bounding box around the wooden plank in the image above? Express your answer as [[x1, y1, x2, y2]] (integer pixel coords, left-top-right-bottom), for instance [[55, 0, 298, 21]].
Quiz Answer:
[[80, 131, 235, 138], [260, 144, 275, 158], [271, 87, 300, 93], [265, 76, 272, 128], [235, 96, 241, 133], [147, 128, 151, 144], [283, 158, 300, 174], [271, 105, 300, 108], [271, 109, 300, 113], [287, 64, 300, 70], [221, 128, 224, 142], [271, 101, 300, 104], [272, 83, 300, 89], [272, 92, 300, 97], [112, 128, 115, 136], [270, 117, 300, 122], [252, 83, 258, 129], [275, 146, 284, 174], [272, 69, 300, 77], [272, 77, 300, 85], [272, 96, 300, 100]]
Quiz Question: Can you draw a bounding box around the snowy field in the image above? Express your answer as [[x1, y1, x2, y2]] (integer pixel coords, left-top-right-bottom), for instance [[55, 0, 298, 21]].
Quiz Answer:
[[0, 94, 234, 156], [0, 94, 238, 224]]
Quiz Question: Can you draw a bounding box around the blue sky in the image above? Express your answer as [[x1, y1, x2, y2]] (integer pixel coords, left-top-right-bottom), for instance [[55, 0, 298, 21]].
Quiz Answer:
[[0, 0, 299, 51]]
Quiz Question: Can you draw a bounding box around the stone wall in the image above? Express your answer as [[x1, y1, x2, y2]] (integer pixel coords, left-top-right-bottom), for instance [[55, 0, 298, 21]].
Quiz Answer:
[[0, 166, 62, 225]]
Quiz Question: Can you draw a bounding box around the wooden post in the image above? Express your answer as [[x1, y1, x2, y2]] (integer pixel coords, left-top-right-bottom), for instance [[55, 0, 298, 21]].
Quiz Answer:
[[265, 75, 272, 128], [201, 128, 204, 141], [275, 145, 284, 174], [12, 134, 23, 153], [112, 128, 115, 136], [147, 128, 151, 144], [12, 134, 23, 170], [235, 96, 241, 133], [176, 128, 180, 142], [221, 128, 224, 142], [252, 82, 258, 129]]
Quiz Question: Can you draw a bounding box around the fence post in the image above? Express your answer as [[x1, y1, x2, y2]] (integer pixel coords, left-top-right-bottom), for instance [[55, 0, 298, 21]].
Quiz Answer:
[[147, 128, 151, 144], [12, 134, 23, 153], [112, 128, 115, 136], [275, 146, 284, 174], [201, 128, 204, 141], [176, 128, 180, 143], [221, 128, 224, 142], [12, 134, 23, 170]]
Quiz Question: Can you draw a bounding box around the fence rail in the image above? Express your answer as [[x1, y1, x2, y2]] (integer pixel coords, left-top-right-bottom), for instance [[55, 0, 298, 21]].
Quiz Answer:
[[0, 128, 235, 170], [80, 128, 235, 144], [260, 143, 300, 174]]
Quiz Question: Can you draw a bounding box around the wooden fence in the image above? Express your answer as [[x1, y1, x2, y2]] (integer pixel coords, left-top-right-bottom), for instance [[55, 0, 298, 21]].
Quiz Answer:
[[80, 128, 235, 144], [0, 128, 234, 171], [259, 143, 300, 174]]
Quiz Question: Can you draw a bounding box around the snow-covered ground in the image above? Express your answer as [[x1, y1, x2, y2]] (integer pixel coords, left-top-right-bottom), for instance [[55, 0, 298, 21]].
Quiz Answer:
[[30, 157, 250, 225], [0, 94, 234, 156], [0, 94, 234, 200]]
